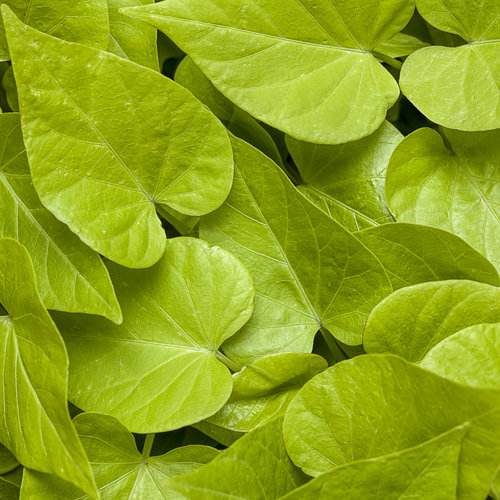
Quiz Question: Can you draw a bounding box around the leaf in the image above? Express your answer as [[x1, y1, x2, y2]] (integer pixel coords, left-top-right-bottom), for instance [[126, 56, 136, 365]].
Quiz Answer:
[[0, 444, 18, 475], [283, 354, 500, 499], [375, 32, 429, 58], [385, 127, 500, 271], [206, 353, 327, 432], [200, 135, 392, 364], [57, 237, 254, 432], [4, 7, 233, 268], [281, 426, 466, 500], [0, 0, 109, 60], [120, 0, 415, 144], [363, 280, 500, 362], [0, 467, 22, 500], [2, 66, 17, 111], [421, 323, 500, 389], [286, 122, 402, 231], [193, 422, 244, 447], [107, 0, 159, 70], [0, 238, 96, 497], [0, 113, 121, 322], [356, 223, 500, 289], [400, 0, 500, 130], [493, 466, 500, 500], [167, 418, 307, 499], [21, 412, 220, 499]]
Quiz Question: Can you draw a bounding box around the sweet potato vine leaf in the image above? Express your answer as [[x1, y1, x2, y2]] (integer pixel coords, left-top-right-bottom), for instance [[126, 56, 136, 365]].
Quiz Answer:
[[0, 238, 96, 498], [201, 135, 392, 364], [21, 412, 220, 499], [121, 0, 415, 144], [56, 237, 254, 433], [4, 7, 233, 268], [0, 113, 121, 322]]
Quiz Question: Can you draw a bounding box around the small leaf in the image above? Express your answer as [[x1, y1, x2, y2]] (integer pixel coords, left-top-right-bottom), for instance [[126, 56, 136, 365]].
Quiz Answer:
[[0, 467, 22, 500], [0, 444, 18, 475]]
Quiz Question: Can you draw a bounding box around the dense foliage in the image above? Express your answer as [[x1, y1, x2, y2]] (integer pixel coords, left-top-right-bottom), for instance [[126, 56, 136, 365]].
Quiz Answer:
[[0, 0, 499, 498]]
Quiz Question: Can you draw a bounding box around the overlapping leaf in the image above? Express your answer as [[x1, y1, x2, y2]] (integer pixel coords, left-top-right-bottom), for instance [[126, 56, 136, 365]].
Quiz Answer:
[[0, 467, 22, 500], [0, 445, 17, 475], [4, 8, 233, 268], [122, 0, 415, 144], [57, 237, 254, 432]]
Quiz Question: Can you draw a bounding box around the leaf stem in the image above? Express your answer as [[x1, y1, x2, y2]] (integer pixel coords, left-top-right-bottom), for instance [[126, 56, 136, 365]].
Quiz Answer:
[[372, 51, 403, 70], [142, 433, 155, 458], [216, 351, 242, 372]]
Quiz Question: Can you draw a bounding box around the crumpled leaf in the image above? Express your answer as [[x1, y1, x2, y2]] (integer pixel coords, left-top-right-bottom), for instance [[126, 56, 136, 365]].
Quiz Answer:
[[401, 0, 500, 130], [201, 135, 392, 363], [21, 412, 220, 499], [283, 354, 500, 499], [363, 280, 500, 362], [0, 113, 121, 322], [0, 238, 96, 497], [57, 237, 254, 432], [121, 0, 415, 144], [206, 353, 327, 432], [4, 7, 233, 268], [286, 121, 401, 231], [385, 127, 500, 271]]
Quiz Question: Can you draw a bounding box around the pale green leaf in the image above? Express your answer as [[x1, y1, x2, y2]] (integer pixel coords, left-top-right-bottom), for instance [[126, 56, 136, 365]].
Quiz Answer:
[[283, 354, 500, 499], [286, 121, 402, 231], [206, 353, 327, 432], [4, 7, 233, 268], [281, 426, 465, 500], [421, 323, 500, 388], [385, 127, 500, 271], [57, 237, 254, 432], [0, 238, 96, 497], [107, 0, 159, 70], [121, 0, 415, 144], [167, 418, 307, 500], [356, 223, 500, 289], [363, 280, 500, 361], [0, 0, 109, 60], [0, 467, 22, 500], [200, 136, 392, 364], [21, 412, 220, 499], [0, 113, 121, 322]]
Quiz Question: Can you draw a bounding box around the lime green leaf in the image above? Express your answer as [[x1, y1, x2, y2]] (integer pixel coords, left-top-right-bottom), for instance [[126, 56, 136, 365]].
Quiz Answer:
[[201, 136, 392, 363], [57, 237, 254, 432], [376, 32, 429, 58], [206, 353, 327, 432], [0, 445, 18, 475], [0, 113, 121, 322], [386, 127, 500, 271], [107, 0, 159, 70], [4, 7, 233, 268], [357, 223, 500, 289], [363, 280, 500, 361], [286, 122, 402, 231], [401, 1, 500, 130], [421, 324, 500, 388], [281, 426, 465, 500], [284, 354, 500, 499], [193, 422, 243, 447], [0, 467, 22, 500], [0, 238, 96, 497], [0, 0, 109, 60], [120, 0, 415, 144], [493, 466, 500, 499], [1, 67, 17, 111], [21, 412, 219, 499], [167, 418, 307, 500]]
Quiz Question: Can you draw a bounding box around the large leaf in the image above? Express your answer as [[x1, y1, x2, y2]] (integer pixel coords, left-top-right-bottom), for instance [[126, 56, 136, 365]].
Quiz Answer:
[[201, 136, 392, 363], [206, 353, 327, 432], [107, 0, 159, 70], [401, 0, 500, 130], [385, 127, 500, 270], [283, 354, 500, 499], [363, 280, 500, 361], [57, 237, 254, 432], [421, 323, 500, 388], [121, 0, 415, 144], [4, 7, 233, 268], [0, 0, 109, 60], [21, 412, 220, 499], [356, 223, 500, 289], [0, 113, 121, 322], [167, 418, 307, 499], [281, 426, 465, 500], [287, 122, 402, 231], [0, 238, 96, 497]]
